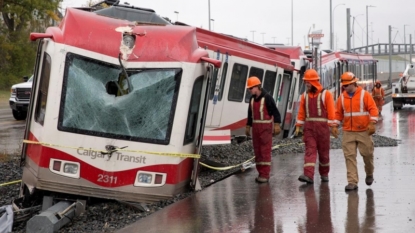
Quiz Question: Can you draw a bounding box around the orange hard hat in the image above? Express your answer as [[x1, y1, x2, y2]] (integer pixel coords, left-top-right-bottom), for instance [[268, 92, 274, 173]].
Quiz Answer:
[[246, 76, 261, 88], [303, 69, 320, 81], [341, 72, 358, 85], [375, 80, 381, 84]]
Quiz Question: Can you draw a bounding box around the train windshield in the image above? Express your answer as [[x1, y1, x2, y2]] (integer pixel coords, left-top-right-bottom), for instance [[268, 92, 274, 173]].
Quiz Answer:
[[58, 53, 181, 145]]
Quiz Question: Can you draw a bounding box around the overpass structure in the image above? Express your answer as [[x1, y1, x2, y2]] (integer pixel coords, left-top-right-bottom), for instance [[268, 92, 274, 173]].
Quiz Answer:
[[350, 43, 414, 87]]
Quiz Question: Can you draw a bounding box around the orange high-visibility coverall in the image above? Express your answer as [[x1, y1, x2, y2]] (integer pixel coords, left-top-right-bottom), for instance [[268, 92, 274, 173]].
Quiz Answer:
[[334, 86, 379, 185], [372, 86, 385, 113], [296, 86, 336, 181]]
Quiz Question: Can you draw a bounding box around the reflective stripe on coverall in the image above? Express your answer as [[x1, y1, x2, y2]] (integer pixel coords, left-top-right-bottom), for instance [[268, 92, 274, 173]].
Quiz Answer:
[[251, 97, 273, 179], [302, 91, 330, 180]]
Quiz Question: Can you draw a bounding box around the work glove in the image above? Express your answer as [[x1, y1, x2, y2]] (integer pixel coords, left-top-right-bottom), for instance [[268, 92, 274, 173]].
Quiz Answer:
[[331, 126, 339, 138], [274, 123, 281, 136], [294, 126, 301, 136], [367, 122, 376, 135], [245, 126, 251, 137]]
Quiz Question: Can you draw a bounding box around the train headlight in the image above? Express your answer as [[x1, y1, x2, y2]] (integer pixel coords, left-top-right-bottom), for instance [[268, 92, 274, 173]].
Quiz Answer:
[[64, 163, 79, 174], [138, 173, 152, 184], [49, 159, 80, 178], [134, 171, 166, 187]]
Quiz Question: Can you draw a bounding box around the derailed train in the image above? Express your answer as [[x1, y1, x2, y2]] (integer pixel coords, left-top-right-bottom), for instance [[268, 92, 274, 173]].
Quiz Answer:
[[18, 3, 378, 204]]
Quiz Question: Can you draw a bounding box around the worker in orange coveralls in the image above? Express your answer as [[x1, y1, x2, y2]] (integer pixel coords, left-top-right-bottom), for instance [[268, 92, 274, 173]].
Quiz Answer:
[[332, 72, 378, 191], [295, 69, 336, 184], [245, 76, 281, 183], [372, 80, 385, 116]]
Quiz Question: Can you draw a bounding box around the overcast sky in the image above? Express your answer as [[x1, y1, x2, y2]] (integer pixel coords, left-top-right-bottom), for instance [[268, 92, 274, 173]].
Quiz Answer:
[[61, 0, 413, 51]]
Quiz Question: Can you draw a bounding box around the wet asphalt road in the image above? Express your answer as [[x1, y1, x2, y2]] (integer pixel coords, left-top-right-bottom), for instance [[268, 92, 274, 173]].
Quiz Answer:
[[118, 101, 415, 233], [0, 107, 25, 156]]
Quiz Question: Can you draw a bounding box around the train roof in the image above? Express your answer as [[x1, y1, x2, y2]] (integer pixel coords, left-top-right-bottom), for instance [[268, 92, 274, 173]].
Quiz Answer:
[[32, 8, 207, 64], [265, 45, 305, 60], [321, 51, 377, 65], [33, 5, 293, 71], [196, 29, 294, 71], [94, 5, 170, 24]]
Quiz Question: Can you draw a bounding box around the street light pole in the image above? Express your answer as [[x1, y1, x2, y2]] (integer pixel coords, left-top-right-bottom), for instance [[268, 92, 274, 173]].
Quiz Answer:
[[208, 0, 211, 30], [210, 19, 215, 31], [250, 31, 256, 42], [174, 11, 179, 22], [261, 32, 265, 44], [332, 3, 345, 51], [291, 0, 293, 45], [366, 5, 375, 53]]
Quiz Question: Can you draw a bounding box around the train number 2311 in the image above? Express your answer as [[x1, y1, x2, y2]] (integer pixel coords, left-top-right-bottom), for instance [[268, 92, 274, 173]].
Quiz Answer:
[[97, 174, 118, 184]]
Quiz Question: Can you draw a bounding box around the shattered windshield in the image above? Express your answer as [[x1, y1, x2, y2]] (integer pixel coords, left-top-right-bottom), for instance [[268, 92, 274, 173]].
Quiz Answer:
[[59, 53, 181, 144]]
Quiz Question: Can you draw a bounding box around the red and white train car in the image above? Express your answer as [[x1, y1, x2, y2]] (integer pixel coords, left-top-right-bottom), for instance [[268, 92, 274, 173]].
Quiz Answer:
[[19, 5, 295, 203], [319, 51, 378, 99], [198, 35, 300, 139]]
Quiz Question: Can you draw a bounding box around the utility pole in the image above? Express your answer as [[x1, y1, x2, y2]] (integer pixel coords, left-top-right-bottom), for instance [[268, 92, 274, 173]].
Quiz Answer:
[[389, 25, 392, 87], [404, 24, 409, 67], [366, 5, 375, 53]]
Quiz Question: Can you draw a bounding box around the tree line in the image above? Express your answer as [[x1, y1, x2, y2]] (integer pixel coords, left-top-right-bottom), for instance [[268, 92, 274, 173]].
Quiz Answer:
[[0, 0, 62, 89]]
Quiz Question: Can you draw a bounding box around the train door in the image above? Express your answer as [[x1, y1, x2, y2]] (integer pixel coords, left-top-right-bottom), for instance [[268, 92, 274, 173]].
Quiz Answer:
[[275, 70, 291, 129], [21, 39, 52, 166], [191, 64, 214, 190], [206, 51, 229, 127]]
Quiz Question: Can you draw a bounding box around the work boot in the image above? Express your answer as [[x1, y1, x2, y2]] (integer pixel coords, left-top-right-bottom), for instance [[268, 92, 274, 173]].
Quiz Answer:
[[365, 175, 374, 186], [255, 177, 269, 183], [345, 183, 358, 191], [321, 176, 329, 182], [298, 175, 314, 184]]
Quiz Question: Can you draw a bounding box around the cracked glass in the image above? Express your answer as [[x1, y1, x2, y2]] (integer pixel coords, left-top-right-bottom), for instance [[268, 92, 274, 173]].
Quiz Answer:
[[59, 53, 181, 144]]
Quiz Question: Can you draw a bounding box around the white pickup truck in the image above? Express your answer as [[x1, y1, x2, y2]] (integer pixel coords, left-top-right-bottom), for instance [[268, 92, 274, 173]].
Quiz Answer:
[[9, 75, 33, 120]]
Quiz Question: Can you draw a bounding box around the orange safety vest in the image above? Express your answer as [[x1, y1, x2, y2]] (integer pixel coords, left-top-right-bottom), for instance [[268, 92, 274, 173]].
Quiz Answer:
[[296, 89, 336, 127], [372, 87, 385, 99], [334, 86, 378, 132]]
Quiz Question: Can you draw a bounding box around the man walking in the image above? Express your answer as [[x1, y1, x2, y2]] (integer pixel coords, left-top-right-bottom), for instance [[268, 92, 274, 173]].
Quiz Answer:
[[372, 80, 385, 116], [332, 72, 378, 191], [295, 69, 336, 184], [245, 76, 281, 183]]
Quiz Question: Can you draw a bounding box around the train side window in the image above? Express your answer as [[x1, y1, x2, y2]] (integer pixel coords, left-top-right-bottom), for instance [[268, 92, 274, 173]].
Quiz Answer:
[[34, 53, 52, 126], [218, 62, 228, 101], [209, 68, 219, 100], [184, 76, 204, 144], [274, 74, 282, 101], [228, 63, 248, 102], [263, 70, 277, 97], [244, 67, 264, 102]]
